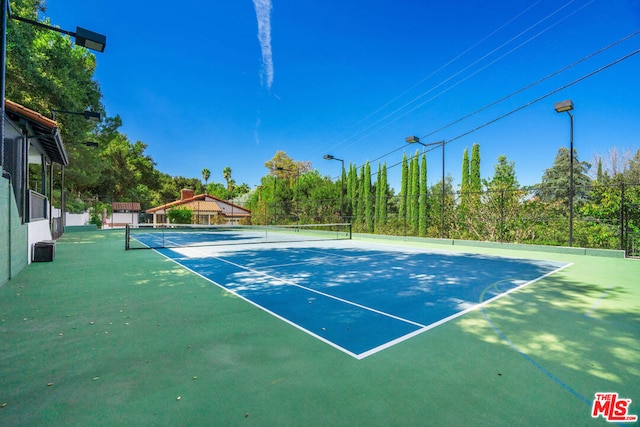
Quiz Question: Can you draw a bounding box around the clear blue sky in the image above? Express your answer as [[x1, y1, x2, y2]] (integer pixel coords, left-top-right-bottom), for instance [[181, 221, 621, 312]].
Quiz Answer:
[[42, 0, 639, 192]]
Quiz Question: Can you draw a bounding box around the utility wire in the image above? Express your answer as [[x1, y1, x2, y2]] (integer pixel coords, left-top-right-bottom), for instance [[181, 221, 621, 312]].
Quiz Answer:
[[445, 48, 640, 145], [328, 0, 588, 155], [421, 28, 640, 140], [323, 0, 544, 153], [341, 48, 640, 180]]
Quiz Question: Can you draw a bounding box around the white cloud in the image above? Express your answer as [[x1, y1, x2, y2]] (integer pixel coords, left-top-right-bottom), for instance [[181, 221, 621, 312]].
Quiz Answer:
[[252, 0, 274, 90]]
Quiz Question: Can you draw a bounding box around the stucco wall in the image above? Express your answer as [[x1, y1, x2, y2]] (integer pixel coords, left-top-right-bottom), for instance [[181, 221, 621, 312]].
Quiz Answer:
[[0, 176, 28, 285]]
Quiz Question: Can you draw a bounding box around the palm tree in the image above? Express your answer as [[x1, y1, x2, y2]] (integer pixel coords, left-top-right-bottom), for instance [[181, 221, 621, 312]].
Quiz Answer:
[[222, 167, 233, 198], [202, 168, 210, 186]]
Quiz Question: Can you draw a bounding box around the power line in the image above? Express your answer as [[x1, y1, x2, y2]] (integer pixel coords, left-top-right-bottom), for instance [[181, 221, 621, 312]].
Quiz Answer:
[[323, 0, 545, 153], [326, 0, 590, 156], [421, 28, 640, 140], [343, 47, 640, 180], [445, 48, 640, 145]]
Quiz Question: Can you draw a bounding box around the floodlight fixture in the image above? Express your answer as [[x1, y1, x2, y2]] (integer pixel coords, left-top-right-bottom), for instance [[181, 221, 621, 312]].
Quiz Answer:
[[51, 109, 102, 122], [10, 15, 106, 52], [406, 136, 420, 144], [554, 100, 574, 113], [83, 110, 101, 121], [74, 27, 106, 53]]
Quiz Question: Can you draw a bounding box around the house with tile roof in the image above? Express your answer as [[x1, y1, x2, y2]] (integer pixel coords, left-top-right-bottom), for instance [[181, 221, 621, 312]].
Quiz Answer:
[[103, 202, 142, 229], [145, 189, 251, 225]]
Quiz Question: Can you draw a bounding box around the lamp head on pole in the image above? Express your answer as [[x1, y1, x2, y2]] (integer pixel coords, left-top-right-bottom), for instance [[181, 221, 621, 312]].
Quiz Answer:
[[406, 136, 420, 144], [51, 109, 102, 122], [554, 100, 574, 113], [83, 110, 101, 121], [323, 154, 335, 160], [74, 27, 107, 52]]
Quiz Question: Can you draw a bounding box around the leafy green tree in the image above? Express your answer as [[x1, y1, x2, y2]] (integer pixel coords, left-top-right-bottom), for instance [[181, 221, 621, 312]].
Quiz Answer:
[[536, 147, 591, 203], [481, 155, 525, 242], [264, 151, 312, 178], [627, 149, 640, 184], [484, 155, 518, 191], [296, 171, 340, 223], [167, 207, 193, 224], [206, 182, 228, 199]]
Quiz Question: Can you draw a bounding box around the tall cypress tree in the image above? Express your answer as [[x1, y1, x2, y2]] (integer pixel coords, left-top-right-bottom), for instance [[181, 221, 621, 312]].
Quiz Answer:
[[419, 152, 427, 237], [461, 147, 470, 192], [596, 158, 604, 183], [356, 165, 365, 227], [349, 163, 358, 221], [375, 162, 382, 229], [411, 151, 420, 232], [400, 153, 408, 220], [365, 162, 374, 231], [380, 162, 388, 226], [470, 143, 481, 192]]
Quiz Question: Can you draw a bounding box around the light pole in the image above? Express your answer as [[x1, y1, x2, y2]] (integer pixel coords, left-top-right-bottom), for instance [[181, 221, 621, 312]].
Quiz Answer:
[[406, 136, 446, 239], [554, 99, 575, 247], [323, 154, 345, 222], [1, 1, 106, 173]]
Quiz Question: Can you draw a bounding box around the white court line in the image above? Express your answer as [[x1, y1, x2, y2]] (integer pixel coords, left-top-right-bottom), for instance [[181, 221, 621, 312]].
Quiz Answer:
[[584, 285, 614, 318], [206, 251, 428, 329]]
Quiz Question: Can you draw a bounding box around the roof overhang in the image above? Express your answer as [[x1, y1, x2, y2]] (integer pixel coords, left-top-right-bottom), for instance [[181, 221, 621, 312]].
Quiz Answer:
[[5, 99, 69, 166]]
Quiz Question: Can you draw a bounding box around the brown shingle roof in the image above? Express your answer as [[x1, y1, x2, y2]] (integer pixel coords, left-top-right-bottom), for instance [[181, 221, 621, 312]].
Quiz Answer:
[[112, 202, 141, 211], [146, 194, 251, 217]]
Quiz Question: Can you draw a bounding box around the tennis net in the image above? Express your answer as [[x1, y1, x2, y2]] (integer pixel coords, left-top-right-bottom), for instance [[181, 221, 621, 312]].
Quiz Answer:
[[125, 223, 352, 250]]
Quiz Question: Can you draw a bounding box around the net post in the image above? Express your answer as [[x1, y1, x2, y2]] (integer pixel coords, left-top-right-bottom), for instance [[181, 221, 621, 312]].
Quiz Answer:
[[348, 222, 352, 239], [125, 224, 130, 250]]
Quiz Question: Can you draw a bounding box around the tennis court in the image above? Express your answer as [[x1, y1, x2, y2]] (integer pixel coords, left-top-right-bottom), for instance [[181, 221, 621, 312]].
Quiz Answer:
[[129, 224, 569, 359]]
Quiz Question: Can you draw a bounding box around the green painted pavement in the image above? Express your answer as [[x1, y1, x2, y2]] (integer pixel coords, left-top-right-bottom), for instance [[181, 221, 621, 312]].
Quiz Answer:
[[1, 230, 638, 426]]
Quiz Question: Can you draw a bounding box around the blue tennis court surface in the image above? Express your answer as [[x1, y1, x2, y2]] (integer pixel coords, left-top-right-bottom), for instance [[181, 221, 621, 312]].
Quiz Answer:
[[154, 241, 569, 359]]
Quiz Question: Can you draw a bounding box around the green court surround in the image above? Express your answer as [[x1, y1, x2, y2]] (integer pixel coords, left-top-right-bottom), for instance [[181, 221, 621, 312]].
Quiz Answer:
[[0, 230, 638, 426]]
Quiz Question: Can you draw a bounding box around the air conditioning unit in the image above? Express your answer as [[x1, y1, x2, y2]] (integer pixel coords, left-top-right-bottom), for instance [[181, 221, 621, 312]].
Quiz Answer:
[[33, 241, 56, 262]]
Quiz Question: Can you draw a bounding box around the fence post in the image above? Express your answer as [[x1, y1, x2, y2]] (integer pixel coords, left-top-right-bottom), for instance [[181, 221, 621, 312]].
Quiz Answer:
[[620, 182, 625, 254], [500, 189, 505, 242]]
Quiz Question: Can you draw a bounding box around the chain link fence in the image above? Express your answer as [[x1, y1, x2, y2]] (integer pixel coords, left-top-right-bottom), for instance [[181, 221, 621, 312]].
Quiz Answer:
[[243, 182, 640, 257]]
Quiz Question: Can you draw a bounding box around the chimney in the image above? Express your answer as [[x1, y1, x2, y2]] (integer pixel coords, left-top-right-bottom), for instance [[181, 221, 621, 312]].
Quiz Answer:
[[180, 188, 195, 201]]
